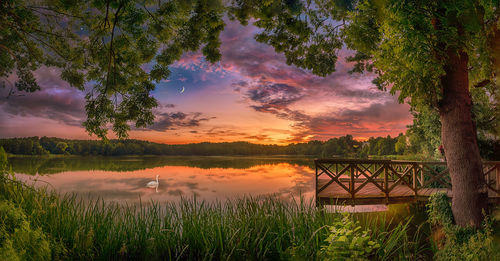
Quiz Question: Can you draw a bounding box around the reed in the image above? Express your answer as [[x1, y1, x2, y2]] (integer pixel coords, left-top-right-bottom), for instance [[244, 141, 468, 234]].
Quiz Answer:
[[0, 174, 429, 260]]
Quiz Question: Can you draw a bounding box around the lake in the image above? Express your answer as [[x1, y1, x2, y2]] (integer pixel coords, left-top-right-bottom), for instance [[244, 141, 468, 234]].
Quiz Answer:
[[11, 156, 318, 204]]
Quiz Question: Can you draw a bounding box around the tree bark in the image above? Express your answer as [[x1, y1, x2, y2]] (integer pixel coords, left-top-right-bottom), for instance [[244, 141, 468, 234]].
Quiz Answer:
[[438, 48, 488, 228]]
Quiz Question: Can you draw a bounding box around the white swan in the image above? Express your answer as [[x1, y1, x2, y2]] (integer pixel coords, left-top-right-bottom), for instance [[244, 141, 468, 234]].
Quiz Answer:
[[146, 175, 159, 192]]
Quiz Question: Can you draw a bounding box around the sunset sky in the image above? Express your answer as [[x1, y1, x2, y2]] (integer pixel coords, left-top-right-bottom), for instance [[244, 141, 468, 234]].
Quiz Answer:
[[0, 20, 412, 145]]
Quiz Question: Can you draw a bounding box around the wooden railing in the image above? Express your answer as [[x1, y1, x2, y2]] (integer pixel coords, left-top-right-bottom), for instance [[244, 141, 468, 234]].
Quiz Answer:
[[315, 159, 500, 204]]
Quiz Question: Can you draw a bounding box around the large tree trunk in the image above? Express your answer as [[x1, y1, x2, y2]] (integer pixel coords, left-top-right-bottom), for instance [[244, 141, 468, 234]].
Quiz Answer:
[[438, 49, 488, 228]]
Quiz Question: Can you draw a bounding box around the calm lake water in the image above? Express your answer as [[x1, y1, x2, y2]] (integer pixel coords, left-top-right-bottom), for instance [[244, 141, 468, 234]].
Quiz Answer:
[[11, 156, 319, 204]]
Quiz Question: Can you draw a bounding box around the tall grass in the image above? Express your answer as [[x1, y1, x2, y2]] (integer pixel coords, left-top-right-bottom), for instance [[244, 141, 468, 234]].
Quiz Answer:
[[356, 213, 432, 260], [0, 173, 431, 260], [1, 175, 336, 260]]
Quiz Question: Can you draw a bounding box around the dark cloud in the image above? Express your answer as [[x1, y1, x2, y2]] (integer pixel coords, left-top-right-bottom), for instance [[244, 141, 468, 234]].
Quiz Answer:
[[237, 80, 307, 121], [338, 100, 411, 123], [243, 134, 271, 141], [246, 82, 303, 107], [160, 103, 176, 108], [219, 22, 324, 89], [0, 68, 86, 126], [205, 128, 248, 137], [144, 112, 215, 132]]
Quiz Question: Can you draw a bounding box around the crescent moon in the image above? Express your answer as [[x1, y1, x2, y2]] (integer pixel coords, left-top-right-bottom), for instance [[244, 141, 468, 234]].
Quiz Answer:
[[180, 86, 185, 94]]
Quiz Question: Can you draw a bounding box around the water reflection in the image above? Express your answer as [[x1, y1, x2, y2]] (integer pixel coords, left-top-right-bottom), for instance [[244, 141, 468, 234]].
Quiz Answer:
[[13, 156, 315, 204], [9, 156, 314, 174]]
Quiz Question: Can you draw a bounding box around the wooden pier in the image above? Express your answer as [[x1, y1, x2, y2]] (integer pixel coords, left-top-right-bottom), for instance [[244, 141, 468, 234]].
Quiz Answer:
[[315, 159, 500, 205]]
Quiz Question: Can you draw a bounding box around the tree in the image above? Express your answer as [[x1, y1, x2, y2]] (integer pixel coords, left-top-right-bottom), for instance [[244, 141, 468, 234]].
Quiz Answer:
[[394, 134, 406, 155], [229, 0, 499, 227], [55, 142, 68, 154]]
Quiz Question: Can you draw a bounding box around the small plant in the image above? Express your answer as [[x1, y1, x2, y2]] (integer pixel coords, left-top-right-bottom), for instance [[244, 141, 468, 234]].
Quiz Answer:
[[319, 214, 380, 260]]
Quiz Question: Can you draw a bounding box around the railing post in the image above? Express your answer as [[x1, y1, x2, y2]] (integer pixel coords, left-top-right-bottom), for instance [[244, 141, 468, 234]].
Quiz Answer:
[[384, 163, 389, 203], [350, 164, 355, 206], [315, 162, 319, 207], [420, 164, 424, 188], [413, 163, 417, 196]]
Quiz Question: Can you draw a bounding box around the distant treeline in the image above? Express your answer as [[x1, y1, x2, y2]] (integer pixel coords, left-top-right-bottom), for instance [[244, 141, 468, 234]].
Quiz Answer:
[[0, 135, 408, 157]]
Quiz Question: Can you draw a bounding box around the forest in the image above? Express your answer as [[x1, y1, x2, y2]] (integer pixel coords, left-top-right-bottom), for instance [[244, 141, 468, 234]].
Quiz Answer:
[[0, 135, 392, 157], [2, 133, 499, 160]]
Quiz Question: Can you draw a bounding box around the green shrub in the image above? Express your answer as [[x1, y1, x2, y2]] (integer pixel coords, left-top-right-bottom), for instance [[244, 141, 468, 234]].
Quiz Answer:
[[434, 222, 499, 261], [0, 147, 7, 171], [427, 192, 454, 227], [318, 214, 380, 260], [427, 192, 500, 261], [0, 200, 51, 260]]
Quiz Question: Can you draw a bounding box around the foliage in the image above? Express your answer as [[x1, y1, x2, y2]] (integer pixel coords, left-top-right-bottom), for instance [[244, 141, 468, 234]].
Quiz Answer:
[[0, 135, 406, 157], [434, 224, 500, 261], [406, 106, 443, 158], [427, 192, 500, 261], [407, 93, 499, 160], [319, 214, 380, 260], [394, 135, 407, 155], [360, 135, 400, 156], [355, 204, 432, 261], [427, 192, 454, 227], [0, 200, 52, 261], [8, 133, 499, 160], [0, 147, 7, 171]]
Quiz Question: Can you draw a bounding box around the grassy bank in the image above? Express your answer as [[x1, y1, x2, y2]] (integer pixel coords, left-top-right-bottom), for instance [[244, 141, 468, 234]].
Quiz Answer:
[[0, 173, 433, 260]]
